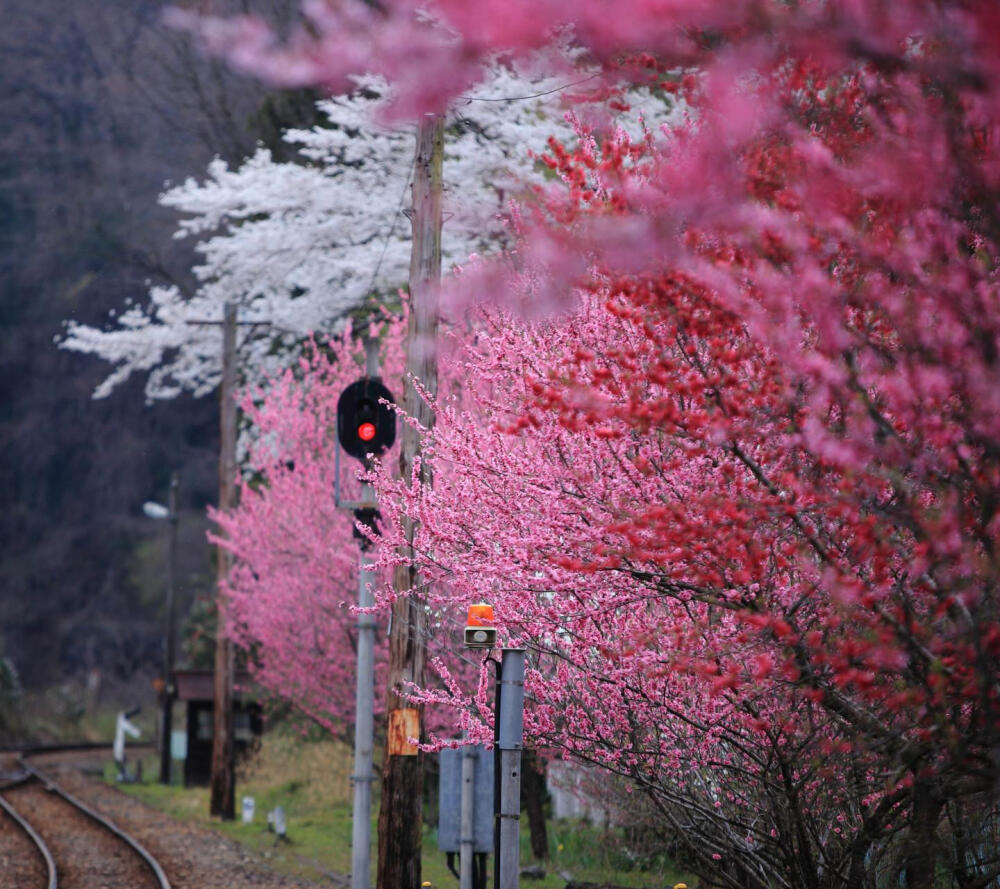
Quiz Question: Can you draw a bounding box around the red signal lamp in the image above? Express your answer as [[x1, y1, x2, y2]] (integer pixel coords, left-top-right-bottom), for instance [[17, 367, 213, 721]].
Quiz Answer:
[[337, 378, 396, 461]]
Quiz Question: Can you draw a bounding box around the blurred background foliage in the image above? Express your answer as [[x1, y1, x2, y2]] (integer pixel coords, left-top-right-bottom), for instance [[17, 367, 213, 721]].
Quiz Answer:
[[0, 0, 318, 740]]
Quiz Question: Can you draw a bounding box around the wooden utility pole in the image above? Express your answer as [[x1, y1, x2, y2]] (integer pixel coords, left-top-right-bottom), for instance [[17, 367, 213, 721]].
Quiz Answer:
[[376, 114, 444, 889], [210, 301, 238, 819]]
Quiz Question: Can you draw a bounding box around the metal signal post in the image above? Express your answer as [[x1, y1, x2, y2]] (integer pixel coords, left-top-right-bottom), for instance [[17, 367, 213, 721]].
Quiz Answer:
[[351, 480, 378, 889], [496, 648, 526, 889], [337, 338, 394, 889]]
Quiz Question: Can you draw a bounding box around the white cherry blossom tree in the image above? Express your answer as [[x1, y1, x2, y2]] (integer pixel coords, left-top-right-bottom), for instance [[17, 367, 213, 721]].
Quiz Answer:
[[59, 54, 658, 400]]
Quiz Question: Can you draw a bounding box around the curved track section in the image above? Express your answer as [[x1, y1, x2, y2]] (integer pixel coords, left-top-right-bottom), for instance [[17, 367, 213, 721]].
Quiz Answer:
[[19, 757, 173, 889], [0, 776, 57, 889], [0, 754, 173, 889]]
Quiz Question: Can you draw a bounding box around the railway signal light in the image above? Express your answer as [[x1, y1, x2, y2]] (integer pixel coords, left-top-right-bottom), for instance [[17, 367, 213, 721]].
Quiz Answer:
[[337, 377, 396, 461], [464, 602, 497, 648]]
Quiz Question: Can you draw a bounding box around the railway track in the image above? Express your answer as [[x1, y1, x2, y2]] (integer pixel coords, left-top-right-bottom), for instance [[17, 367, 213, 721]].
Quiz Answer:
[[0, 743, 329, 889], [0, 751, 171, 889]]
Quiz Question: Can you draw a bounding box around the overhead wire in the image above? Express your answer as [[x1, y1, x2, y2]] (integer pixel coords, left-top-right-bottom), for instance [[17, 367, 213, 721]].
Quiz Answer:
[[457, 72, 601, 103], [361, 151, 417, 305]]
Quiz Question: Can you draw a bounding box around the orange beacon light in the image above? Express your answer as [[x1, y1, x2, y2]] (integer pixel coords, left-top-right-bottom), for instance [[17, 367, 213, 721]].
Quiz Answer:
[[464, 602, 497, 648]]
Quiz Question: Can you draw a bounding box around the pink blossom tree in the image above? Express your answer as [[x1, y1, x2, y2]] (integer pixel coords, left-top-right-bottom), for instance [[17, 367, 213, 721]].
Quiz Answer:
[[182, 2, 1000, 885], [212, 311, 480, 739], [369, 53, 1000, 889], [374, 270, 1000, 886], [210, 313, 405, 736]]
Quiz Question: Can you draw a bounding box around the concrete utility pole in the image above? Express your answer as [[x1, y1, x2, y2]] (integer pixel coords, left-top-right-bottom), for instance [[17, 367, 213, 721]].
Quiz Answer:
[[351, 338, 380, 889], [352, 518, 377, 889], [159, 472, 179, 785], [376, 113, 444, 889], [210, 301, 238, 820]]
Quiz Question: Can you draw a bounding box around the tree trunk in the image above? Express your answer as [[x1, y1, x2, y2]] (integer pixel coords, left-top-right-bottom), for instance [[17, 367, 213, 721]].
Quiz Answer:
[[904, 777, 942, 889]]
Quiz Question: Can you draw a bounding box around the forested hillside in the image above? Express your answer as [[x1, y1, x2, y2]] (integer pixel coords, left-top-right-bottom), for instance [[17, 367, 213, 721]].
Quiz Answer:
[[0, 0, 305, 699]]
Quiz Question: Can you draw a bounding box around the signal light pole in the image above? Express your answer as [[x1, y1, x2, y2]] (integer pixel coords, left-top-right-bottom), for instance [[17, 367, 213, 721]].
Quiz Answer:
[[351, 514, 377, 889], [336, 337, 395, 889]]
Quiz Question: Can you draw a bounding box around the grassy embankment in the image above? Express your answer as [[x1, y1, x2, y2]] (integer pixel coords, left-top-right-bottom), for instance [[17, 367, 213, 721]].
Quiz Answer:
[[116, 731, 694, 888]]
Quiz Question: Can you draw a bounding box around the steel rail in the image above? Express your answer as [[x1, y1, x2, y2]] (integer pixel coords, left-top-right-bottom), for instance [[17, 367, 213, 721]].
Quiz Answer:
[[17, 756, 173, 889], [0, 786, 58, 889]]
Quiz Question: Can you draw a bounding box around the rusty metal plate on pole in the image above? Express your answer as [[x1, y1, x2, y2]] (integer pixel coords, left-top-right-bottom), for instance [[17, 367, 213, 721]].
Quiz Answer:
[[387, 708, 420, 755]]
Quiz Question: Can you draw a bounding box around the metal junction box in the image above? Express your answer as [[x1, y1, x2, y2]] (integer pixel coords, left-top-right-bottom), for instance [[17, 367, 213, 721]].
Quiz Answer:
[[438, 744, 494, 853]]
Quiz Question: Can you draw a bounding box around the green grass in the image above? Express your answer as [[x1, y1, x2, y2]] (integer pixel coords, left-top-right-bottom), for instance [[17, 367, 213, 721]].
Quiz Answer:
[[116, 736, 694, 889]]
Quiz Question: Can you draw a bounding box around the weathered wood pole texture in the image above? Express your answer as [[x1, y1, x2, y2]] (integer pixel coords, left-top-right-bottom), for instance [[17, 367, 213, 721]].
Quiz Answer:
[[376, 114, 443, 889]]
